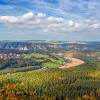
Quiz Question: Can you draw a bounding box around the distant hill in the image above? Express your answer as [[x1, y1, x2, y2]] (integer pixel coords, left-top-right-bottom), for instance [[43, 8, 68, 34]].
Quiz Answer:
[[0, 41, 100, 52]]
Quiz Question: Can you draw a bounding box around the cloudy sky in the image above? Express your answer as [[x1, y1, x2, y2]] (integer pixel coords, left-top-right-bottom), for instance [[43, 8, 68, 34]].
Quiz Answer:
[[0, 0, 100, 41]]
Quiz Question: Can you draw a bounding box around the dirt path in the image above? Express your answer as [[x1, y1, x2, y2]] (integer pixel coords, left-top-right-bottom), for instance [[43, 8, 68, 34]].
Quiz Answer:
[[59, 57, 85, 69]]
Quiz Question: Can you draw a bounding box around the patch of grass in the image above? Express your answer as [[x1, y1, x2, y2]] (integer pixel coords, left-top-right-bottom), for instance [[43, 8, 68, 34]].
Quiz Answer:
[[20, 53, 49, 59], [42, 62, 60, 69]]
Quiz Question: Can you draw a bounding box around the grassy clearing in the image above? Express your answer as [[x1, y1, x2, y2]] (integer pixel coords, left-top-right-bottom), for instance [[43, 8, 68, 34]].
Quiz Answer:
[[20, 53, 49, 59], [42, 62, 60, 69]]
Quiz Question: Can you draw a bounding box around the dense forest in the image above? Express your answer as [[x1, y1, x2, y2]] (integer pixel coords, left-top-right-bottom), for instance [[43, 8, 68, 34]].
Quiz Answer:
[[0, 50, 99, 100]]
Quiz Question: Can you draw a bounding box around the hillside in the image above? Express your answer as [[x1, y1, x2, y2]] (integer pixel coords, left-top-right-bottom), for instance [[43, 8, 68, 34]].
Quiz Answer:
[[0, 50, 99, 99]]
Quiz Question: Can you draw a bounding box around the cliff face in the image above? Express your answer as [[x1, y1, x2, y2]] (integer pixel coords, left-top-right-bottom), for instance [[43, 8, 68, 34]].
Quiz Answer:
[[0, 41, 100, 51], [0, 42, 62, 51]]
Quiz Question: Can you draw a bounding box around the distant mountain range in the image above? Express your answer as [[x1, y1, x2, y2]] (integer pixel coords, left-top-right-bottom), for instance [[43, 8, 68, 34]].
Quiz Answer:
[[0, 40, 100, 51]]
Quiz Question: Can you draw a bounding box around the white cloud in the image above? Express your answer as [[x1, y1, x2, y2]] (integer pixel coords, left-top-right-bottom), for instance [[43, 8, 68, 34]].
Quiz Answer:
[[36, 13, 46, 18], [91, 24, 100, 29], [47, 16, 64, 23], [21, 12, 34, 20], [0, 16, 18, 23], [0, 11, 100, 33]]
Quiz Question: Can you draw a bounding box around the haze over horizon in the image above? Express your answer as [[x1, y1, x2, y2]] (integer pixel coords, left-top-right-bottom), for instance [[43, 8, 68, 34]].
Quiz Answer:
[[0, 0, 100, 41]]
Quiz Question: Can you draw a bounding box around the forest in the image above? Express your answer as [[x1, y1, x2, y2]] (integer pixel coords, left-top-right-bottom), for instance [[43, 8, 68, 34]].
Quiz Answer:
[[0, 50, 99, 100]]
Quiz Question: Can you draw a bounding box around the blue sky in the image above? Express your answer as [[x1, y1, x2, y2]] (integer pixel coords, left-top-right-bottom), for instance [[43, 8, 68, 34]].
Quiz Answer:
[[0, 0, 100, 41]]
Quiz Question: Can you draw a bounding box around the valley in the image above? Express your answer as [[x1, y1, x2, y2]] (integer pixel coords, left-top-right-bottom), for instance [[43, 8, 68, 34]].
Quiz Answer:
[[0, 41, 99, 100], [0, 0, 100, 99]]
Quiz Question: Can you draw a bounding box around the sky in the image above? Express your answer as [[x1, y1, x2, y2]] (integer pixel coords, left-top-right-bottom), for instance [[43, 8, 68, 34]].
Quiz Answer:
[[0, 0, 100, 41]]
